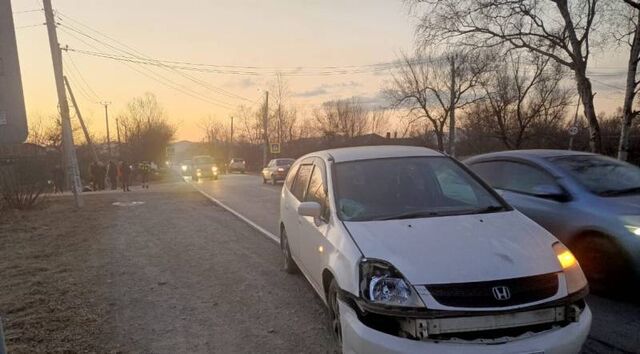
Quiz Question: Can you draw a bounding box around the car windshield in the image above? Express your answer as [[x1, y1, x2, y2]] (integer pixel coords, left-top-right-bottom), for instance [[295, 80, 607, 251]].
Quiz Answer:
[[276, 159, 294, 166], [194, 156, 214, 165], [334, 157, 507, 221], [549, 155, 640, 196]]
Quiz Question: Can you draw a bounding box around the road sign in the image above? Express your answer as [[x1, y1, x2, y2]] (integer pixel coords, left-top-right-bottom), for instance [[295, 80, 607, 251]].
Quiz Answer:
[[0, 0, 28, 144], [568, 126, 579, 136], [270, 142, 280, 154]]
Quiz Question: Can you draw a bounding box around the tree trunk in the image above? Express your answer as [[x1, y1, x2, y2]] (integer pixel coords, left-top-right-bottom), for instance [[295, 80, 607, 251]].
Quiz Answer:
[[435, 130, 445, 152], [574, 71, 602, 153], [619, 10, 640, 161]]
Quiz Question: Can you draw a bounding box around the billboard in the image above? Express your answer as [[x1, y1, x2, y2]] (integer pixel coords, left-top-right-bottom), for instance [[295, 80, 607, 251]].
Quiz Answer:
[[0, 0, 28, 144]]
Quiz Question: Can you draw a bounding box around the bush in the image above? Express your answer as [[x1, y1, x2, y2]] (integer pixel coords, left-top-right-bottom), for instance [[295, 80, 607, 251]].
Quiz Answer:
[[0, 159, 48, 210]]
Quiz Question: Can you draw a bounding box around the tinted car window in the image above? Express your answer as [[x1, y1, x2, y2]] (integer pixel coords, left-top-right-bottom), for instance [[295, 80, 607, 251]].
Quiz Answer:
[[277, 159, 295, 166], [291, 164, 313, 201], [305, 166, 330, 220], [334, 157, 505, 221], [549, 155, 640, 196], [468, 161, 506, 188], [194, 156, 214, 165], [498, 161, 558, 195]]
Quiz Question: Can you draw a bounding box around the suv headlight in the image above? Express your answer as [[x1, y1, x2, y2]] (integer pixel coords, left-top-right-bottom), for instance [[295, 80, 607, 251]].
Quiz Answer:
[[553, 242, 588, 295], [359, 259, 425, 308]]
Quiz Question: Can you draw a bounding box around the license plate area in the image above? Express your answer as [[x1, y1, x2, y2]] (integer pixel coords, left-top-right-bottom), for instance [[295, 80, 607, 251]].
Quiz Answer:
[[420, 307, 565, 335]]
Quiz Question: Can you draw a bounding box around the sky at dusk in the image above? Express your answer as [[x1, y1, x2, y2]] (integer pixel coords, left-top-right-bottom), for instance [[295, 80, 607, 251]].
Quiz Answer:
[[11, 0, 631, 141]]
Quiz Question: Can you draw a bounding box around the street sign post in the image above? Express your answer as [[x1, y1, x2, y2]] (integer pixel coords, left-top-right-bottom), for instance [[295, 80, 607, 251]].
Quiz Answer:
[[0, 0, 29, 144], [568, 126, 579, 136], [270, 142, 280, 154]]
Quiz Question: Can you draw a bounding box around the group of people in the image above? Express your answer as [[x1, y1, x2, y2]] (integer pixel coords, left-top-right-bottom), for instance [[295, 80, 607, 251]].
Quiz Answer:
[[87, 160, 152, 192]]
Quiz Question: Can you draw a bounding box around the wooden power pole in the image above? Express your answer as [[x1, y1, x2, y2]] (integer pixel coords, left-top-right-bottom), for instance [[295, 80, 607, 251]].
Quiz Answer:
[[262, 91, 269, 167], [44, 0, 83, 207]]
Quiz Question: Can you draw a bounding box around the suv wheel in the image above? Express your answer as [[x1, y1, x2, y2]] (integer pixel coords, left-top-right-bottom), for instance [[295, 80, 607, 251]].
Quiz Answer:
[[572, 234, 632, 294]]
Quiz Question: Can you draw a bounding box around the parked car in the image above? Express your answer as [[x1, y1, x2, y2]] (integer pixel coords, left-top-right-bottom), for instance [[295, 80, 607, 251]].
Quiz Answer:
[[228, 158, 246, 174], [262, 158, 295, 185], [279, 146, 590, 353], [180, 159, 192, 176], [465, 150, 640, 291], [191, 155, 219, 181]]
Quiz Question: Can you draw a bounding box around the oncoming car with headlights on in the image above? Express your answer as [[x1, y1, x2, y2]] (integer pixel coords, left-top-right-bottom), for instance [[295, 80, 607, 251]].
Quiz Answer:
[[278, 146, 591, 354], [191, 155, 219, 181]]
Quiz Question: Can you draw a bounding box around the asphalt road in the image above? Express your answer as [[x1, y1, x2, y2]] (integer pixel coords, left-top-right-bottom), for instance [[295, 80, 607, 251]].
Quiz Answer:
[[192, 173, 640, 354]]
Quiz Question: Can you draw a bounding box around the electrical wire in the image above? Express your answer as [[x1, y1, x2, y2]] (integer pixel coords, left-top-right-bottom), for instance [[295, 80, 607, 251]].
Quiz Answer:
[[56, 11, 252, 102], [64, 53, 102, 102], [58, 26, 236, 110]]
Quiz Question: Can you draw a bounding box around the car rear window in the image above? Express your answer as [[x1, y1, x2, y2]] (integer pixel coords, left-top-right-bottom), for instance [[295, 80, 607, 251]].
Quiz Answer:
[[277, 159, 294, 166]]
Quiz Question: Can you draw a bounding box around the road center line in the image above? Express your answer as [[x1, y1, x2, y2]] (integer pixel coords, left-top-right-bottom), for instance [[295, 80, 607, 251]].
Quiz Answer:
[[189, 182, 281, 245]]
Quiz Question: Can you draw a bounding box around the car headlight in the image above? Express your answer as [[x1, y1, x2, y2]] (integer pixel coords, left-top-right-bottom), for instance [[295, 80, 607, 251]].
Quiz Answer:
[[212, 166, 218, 172], [625, 225, 640, 236], [359, 259, 425, 308], [553, 242, 588, 295], [181, 165, 187, 171]]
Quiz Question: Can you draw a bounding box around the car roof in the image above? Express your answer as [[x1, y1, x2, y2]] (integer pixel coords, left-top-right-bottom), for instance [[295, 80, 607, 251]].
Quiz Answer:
[[308, 145, 443, 163], [466, 149, 596, 162]]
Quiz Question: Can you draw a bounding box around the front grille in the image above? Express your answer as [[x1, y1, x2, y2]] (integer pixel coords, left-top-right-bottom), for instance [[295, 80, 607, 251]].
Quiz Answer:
[[425, 273, 559, 308]]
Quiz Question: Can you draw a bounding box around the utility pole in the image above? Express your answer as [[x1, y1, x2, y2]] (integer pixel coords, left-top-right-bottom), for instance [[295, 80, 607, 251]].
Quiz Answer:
[[115, 116, 121, 158], [447, 56, 456, 157], [64, 76, 98, 163], [44, 0, 83, 207], [263, 91, 269, 167], [229, 116, 234, 158], [101, 101, 112, 159]]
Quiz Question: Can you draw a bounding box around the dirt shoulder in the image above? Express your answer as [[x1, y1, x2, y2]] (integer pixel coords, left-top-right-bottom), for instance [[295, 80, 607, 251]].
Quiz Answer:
[[0, 181, 334, 353]]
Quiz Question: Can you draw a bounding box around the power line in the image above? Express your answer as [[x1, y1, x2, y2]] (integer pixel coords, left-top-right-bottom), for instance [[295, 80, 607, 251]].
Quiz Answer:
[[55, 11, 252, 102], [63, 53, 102, 102], [12, 9, 43, 14], [58, 26, 236, 110], [14, 23, 45, 30]]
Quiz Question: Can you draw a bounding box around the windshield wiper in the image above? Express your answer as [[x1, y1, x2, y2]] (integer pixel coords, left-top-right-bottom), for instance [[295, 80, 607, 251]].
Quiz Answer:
[[371, 210, 442, 221], [472, 205, 506, 214], [599, 186, 640, 197]]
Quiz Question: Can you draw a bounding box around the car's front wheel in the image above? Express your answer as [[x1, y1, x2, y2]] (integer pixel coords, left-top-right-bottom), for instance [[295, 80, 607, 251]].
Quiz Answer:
[[271, 175, 277, 185], [281, 229, 297, 274], [571, 234, 632, 294], [327, 279, 342, 348]]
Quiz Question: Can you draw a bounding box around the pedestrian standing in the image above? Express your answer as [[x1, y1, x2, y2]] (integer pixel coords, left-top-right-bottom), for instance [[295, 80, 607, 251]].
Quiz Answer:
[[107, 160, 117, 190], [51, 164, 64, 193], [140, 161, 150, 189], [118, 161, 131, 192]]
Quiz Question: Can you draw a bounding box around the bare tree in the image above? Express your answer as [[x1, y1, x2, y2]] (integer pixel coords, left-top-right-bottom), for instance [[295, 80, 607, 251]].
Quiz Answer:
[[408, 0, 608, 153], [199, 115, 229, 145], [370, 109, 390, 136], [469, 52, 572, 149], [119, 93, 176, 164], [615, 0, 640, 160], [314, 97, 370, 138], [385, 51, 486, 152]]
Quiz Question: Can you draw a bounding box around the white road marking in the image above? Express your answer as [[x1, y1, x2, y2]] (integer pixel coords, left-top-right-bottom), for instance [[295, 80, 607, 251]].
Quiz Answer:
[[190, 183, 280, 245]]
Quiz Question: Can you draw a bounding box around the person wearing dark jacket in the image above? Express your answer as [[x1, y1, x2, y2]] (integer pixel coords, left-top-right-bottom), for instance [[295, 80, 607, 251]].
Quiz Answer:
[[107, 160, 117, 190], [118, 161, 131, 192]]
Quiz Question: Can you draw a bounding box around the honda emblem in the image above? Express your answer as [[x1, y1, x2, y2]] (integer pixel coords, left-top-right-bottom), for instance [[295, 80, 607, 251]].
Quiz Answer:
[[492, 286, 511, 301]]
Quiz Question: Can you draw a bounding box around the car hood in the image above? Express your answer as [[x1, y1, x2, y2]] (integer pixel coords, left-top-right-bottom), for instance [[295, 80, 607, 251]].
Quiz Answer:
[[344, 211, 561, 285]]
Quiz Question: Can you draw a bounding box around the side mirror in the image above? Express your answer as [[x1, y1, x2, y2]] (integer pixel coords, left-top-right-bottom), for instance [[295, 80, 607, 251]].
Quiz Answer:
[[532, 184, 568, 201], [298, 202, 322, 218]]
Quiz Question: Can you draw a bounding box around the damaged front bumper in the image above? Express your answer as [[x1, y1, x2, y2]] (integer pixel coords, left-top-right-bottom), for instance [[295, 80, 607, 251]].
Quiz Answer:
[[339, 294, 591, 354]]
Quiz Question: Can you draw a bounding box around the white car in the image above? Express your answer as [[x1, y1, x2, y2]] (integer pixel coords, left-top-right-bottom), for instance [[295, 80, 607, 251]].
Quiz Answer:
[[278, 146, 591, 354]]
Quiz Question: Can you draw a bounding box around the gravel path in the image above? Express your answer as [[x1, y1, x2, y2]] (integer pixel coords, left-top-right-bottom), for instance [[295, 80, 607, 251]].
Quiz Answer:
[[1, 182, 335, 353]]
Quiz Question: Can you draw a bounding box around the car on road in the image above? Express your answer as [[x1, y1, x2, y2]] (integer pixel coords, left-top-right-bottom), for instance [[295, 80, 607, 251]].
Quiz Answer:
[[262, 158, 295, 185], [465, 150, 640, 292], [279, 146, 591, 353], [191, 155, 219, 181], [228, 158, 246, 174], [180, 160, 192, 176]]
